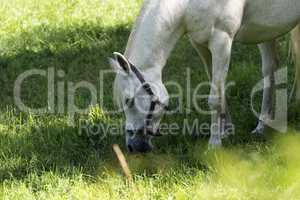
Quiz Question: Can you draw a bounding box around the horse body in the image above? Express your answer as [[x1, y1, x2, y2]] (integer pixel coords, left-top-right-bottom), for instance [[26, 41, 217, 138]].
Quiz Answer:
[[186, 0, 300, 44], [236, 0, 300, 43], [111, 0, 300, 152]]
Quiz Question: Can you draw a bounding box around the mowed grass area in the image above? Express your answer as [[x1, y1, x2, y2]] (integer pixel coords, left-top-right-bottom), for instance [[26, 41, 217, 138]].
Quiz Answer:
[[1, 0, 300, 199]]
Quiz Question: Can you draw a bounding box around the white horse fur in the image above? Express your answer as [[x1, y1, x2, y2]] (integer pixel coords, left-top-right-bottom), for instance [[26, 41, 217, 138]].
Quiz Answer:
[[110, 0, 300, 152]]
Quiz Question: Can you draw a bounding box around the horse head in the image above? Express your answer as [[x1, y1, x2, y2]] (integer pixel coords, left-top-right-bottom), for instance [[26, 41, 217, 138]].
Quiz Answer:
[[110, 52, 169, 153]]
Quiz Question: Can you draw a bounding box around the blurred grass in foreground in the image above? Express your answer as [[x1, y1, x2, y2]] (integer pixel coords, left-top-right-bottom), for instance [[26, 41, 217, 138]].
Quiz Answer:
[[2, 129, 300, 200]]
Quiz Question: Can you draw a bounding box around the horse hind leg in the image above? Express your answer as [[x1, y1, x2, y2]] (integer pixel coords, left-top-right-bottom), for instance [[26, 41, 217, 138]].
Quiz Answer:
[[252, 41, 277, 135]]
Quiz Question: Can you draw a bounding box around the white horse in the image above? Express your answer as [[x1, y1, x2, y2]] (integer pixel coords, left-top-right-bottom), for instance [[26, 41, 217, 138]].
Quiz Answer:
[[110, 0, 300, 153]]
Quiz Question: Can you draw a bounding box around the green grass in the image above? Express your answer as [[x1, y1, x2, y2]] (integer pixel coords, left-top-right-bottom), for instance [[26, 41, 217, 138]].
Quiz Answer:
[[0, 0, 300, 199]]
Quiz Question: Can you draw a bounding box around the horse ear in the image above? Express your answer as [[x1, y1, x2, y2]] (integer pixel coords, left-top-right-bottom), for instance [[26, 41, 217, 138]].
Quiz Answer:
[[111, 52, 131, 74], [109, 57, 126, 75]]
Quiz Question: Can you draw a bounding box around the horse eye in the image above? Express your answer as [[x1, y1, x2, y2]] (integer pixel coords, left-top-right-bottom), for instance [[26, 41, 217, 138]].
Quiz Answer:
[[125, 98, 135, 107]]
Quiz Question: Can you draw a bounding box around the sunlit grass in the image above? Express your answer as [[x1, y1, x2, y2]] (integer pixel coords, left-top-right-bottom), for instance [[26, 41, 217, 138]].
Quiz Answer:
[[0, 0, 300, 199], [0, 0, 143, 57]]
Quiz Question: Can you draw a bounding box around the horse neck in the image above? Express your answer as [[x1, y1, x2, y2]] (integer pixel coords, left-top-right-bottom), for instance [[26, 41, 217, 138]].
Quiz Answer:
[[124, 0, 186, 83]]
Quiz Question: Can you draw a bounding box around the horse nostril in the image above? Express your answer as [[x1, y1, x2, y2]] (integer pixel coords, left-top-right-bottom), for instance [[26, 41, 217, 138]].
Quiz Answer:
[[127, 144, 134, 153]]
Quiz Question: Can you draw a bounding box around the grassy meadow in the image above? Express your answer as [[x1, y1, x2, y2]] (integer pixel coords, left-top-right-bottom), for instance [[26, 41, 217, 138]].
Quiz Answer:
[[0, 0, 300, 199]]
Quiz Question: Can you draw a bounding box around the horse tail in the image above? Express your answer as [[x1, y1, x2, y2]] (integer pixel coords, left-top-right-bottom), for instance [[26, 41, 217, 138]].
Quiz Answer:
[[291, 24, 300, 101]]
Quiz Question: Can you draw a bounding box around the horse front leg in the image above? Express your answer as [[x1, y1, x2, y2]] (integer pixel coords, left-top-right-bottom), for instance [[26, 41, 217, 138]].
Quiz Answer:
[[252, 41, 277, 134], [208, 30, 234, 148], [189, 39, 233, 139]]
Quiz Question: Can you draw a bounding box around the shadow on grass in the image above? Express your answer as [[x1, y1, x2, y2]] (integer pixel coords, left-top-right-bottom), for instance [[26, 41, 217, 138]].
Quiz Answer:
[[0, 22, 208, 182], [0, 23, 132, 182], [0, 113, 209, 183], [0, 114, 125, 181], [0, 23, 207, 182], [0, 23, 131, 111], [0, 22, 299, 184]]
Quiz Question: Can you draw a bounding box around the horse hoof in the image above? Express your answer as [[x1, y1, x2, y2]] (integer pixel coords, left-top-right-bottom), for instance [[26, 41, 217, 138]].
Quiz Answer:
[[208, 136, 222, 149], [221, 123, 235, 139], [251, 126, 265, 135]]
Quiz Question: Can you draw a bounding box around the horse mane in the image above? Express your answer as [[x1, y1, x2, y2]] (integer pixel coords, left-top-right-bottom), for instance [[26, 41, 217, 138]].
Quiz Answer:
[[113, 75, 122, 110], [125, 0, 151, 58], [291, 24, 300, 100]]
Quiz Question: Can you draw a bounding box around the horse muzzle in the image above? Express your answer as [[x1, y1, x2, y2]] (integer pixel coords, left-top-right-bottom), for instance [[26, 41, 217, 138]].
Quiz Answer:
[[126, 129, 158, 153]]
